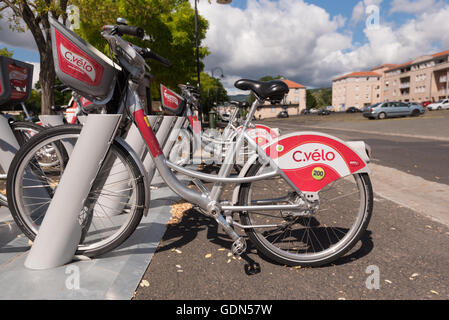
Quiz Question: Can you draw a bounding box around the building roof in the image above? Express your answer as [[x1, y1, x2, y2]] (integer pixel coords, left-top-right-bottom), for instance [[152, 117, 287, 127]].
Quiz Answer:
[[281, 79, 306, 89], [432, 49, 449, 58], [370, 64, 399, 71], [386, 49, 449, 72], [333, 71, 381, 81]]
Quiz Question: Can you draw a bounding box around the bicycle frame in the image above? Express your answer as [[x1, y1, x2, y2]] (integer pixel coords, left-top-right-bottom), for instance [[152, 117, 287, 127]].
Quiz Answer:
[[129, 83, 289, 204]]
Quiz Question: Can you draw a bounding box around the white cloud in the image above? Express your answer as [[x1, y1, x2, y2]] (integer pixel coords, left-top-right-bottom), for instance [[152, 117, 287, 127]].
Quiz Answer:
[[199, 0, 449, 92], [351, 0, 383, 24], [0, 8, 38, 51], [26, 61, 40, 88], [200, 0, 354, 89], [389, 0, 442, 14]]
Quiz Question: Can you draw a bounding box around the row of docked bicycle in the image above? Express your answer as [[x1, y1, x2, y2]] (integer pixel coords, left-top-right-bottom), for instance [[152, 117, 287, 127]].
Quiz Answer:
[[1, 17, 374, 268]]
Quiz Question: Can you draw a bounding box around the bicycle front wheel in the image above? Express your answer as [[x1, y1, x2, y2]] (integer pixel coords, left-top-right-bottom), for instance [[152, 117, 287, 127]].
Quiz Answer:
[[6, 125, 146, 257], [0, 121, 44, 207], [237, 161, 373, 267]]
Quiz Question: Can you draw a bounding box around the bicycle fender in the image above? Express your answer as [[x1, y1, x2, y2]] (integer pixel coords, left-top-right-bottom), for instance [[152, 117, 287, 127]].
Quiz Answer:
[[236, 124, 280, 146], [263, 132, 370, 193]]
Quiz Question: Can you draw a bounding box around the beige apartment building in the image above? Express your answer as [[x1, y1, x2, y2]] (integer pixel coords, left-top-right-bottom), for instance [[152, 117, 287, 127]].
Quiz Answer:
[[332, 65, 396, 111], [332, 49, 449, 109], [383, 50, 449, 103], [255, 79, 306, 120]]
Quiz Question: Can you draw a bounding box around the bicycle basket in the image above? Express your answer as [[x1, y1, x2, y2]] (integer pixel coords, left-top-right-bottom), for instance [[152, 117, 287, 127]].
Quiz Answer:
[[160, 84, 185, 116], [49, 17, 119, 103], [0, 56, 34, 110]]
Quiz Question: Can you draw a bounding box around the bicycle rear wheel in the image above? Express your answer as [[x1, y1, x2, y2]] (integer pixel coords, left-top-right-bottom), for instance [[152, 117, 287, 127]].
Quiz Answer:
[[237, 161, 373, 267], [6, 125, 146, 257]]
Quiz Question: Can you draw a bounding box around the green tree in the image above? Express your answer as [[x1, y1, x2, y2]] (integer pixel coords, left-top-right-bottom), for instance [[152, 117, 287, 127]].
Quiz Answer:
[[199, 72, 228, 115], [34, 78, 72, 110], [306, 90, 318, 109], [0, 47, 13, 57], [1, 0, 71, 114], [74, 0, 209, 100]]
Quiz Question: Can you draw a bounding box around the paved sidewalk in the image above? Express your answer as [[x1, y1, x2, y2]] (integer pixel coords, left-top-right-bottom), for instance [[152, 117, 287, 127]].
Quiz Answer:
[[0, 175, 180, 300]]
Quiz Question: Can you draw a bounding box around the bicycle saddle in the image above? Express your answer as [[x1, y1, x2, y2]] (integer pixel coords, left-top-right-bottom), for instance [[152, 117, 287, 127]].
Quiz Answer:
[[234, 79, 289, 103]]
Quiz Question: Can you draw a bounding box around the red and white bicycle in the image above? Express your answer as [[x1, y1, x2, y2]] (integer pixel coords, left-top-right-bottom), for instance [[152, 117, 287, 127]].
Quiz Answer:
[[7, 18, 373, 267]]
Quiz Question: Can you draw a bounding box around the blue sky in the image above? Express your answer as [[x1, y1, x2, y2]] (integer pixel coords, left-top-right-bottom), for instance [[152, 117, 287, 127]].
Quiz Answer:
[[1, 0, 434, 62], [1, 0, 449, 89]]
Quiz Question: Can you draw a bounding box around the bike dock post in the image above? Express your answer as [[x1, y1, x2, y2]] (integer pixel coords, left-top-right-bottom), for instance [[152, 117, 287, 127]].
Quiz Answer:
[[0, 115, 20, 174], [91, 122, 149, 217], [163, 117, 186, 157], [24, 114, 122, 270], [38, 115, 65, 127], [142, 116, 176, 183], [91, 115, 183, 217]]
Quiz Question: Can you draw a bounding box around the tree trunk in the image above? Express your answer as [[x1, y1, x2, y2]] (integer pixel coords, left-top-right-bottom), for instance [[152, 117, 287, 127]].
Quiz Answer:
[[39, 64, 55, 115], [38, 24, 56, 115]]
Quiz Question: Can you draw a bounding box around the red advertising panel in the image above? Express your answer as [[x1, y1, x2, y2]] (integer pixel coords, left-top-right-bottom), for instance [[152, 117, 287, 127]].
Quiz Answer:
[[160, 84, 185, 115], [0, 56, 34, 109]]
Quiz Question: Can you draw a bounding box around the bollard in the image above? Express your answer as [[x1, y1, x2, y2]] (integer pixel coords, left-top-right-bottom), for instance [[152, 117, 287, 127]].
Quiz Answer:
[[92, 123, 147, 217], [25, 114, 122, 270], [0, 115, 20, 173]]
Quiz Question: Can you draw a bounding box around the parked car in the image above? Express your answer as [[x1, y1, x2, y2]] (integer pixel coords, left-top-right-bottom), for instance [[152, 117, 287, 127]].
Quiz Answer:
[[427, 99, 449, 111], [363, 101, 425, 120], [421, 101, 431, 108], [346, 107, 362, 113], [318, 108, 330, 116], [302, 109, 311, 115], [277, 110, 289, 118]]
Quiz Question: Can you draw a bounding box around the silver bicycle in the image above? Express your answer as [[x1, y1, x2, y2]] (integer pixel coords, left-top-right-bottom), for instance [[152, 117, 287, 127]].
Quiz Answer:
[[7, 18, 374, 267]]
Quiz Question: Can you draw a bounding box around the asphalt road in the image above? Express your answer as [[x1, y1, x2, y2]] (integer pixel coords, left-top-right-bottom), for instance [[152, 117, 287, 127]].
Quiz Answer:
[[259, 110, 449, 186], [134, 110, 449, 300]]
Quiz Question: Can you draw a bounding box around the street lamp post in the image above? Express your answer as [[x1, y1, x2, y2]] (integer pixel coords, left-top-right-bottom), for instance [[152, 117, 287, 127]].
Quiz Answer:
[[194, 0, 232, 123]]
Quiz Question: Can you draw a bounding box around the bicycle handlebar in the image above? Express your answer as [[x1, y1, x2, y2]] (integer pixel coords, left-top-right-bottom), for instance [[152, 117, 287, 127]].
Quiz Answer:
[[115, 25, 145, 39], [140, 48, 171, 67]]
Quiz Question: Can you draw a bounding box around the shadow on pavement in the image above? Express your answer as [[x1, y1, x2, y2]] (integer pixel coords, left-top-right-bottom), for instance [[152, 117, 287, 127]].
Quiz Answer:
[[152, 208, 374, 274]]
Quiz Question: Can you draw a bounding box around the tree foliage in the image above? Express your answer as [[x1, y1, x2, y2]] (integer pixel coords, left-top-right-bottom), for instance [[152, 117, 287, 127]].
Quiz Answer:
[[308, 88, 332, 108], [306, 90, 317, 109], [1, 0, 71, 114], [0, 47, 13, 57], [199, 72, 229, 115], [74, 0, 209, 100]]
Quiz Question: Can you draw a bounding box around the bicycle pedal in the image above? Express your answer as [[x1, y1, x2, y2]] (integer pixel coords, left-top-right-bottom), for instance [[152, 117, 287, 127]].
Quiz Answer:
[[231, 238, 247, 256], [244, 263, 261, 276]]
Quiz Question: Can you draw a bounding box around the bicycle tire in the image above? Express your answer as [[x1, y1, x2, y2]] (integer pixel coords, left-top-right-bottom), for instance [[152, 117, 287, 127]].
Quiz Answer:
[[237, 161, 373, 267]]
